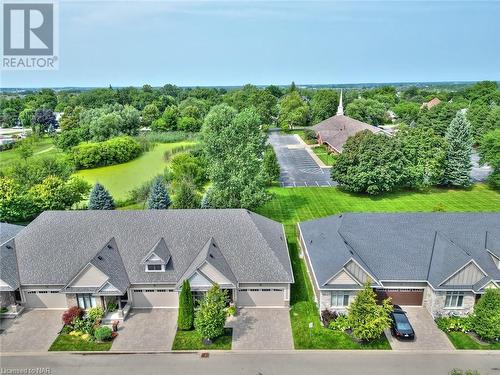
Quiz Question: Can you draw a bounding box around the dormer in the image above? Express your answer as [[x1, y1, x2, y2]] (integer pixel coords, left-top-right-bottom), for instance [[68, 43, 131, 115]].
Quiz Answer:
[[141, 238, 171, 272]]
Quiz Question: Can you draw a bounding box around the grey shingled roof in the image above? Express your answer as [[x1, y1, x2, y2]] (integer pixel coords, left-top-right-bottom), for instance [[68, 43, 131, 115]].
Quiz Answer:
[[13, 209, 293, 287], [312, 115, 385, 152], [140, 238, 171, 265], [299, 213, 500, 290], [1, 222, 25, 245], [0, 239, 20, 291], [176, 237, 237, 288]]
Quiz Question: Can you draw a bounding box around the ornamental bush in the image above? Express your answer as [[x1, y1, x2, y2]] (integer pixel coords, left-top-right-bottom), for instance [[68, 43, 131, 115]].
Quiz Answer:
[[473, 288, 500, 341], [177, 280, 194, 330], [94, 326, 113, 341], [87, 307, 104, 322], [62, 306, 83, 326], [329, 314, 350, 332], [347, 283, 393, 341], [194, 284, 228, 340], [435, 315, 473, 333], [69, 136, 142, 169]]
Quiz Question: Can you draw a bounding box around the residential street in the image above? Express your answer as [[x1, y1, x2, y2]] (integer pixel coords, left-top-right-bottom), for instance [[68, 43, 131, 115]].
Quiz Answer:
[[1, 351, 499, 375]]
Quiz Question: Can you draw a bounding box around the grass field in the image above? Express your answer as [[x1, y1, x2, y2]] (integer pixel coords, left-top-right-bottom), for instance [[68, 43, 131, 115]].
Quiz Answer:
[[312, 145, 336, 166], [445, 332, 500, 350], [255, 184, 500, 349], [75, 141, 195, 200], [0, 137, 60, 170], [172, 328, 232, 350], [49, 334, 112, 351]]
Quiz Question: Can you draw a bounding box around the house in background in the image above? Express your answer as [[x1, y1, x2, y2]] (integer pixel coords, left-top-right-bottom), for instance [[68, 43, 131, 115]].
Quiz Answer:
[[0, 209, 293, 320], [421, 97, 442, 110], [311, 90, 387, 153], [298, 213, 500, 317]]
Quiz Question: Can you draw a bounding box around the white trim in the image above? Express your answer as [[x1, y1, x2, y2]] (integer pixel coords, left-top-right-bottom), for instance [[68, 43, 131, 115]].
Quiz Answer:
[[64, 262, 109, 289], [342, 257, 381, 286], [323, 268, 362, 287], [145, 264, 165, 272], [439, 259, 487, 287]]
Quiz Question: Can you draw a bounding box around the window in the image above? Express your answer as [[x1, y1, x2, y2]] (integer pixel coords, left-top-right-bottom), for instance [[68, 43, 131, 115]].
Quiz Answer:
[[146, 264, 163, 272], [77, 294, 97, 309], [331, 292, 350, 307], [445, 291, 464, 308]]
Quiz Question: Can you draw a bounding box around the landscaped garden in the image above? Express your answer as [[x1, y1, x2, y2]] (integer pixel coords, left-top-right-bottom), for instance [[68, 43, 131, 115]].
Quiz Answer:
[[435, 289, 500, 350], [49, 306, 115, 352], [255, 184, 500, 349], [75, 141, 195, 200], [172, 281, 233, 350]]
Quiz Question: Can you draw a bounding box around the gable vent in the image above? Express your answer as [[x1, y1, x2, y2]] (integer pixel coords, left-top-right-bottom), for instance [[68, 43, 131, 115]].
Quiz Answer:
[[107, 244, 112, 249], [209, 253, 214, 259], [97, 256, 103, 260]]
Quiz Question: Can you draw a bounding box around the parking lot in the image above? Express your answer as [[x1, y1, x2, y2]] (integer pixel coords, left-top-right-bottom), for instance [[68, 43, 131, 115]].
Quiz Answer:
[[269, 132, 336, 187]]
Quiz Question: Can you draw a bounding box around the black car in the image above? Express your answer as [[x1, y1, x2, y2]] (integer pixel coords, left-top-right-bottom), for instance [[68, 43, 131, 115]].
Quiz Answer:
[[390, 305, 415, 340]]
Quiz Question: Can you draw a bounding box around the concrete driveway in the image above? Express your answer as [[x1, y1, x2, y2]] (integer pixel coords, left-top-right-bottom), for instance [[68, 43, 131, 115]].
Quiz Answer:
[[0, 309, 63, 352], [110, 309, 178, 351], [269, 132, 335, 187], [385, 306, 453, 350], [227, 308, 293, 350]]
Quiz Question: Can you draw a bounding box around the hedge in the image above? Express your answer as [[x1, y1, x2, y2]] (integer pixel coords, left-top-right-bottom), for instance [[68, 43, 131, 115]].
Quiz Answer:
[[69, 136, 142, 169]]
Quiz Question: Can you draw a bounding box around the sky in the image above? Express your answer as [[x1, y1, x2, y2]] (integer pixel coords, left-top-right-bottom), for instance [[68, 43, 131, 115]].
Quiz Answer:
[[1, 0, 500, 88]]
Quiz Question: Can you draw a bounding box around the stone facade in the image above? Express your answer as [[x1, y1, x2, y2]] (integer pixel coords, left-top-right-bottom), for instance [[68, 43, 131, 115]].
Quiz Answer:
[[423, 287, 476, 317], [0, 291, 16, 307], [318, 290, 358, 314]]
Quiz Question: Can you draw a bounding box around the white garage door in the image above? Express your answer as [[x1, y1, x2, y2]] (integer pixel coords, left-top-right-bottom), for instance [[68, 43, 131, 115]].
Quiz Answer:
[[132, 289, 178, 308], [24, 290, 67, 308], [238, 288, 284, 307]]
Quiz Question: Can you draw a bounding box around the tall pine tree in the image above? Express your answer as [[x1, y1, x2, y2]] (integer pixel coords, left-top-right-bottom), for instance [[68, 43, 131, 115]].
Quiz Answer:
[[443, 111, 473, 187], [147, 177, 171, 209], [177, 280, 194, 330], [88, 183, 115, 210]]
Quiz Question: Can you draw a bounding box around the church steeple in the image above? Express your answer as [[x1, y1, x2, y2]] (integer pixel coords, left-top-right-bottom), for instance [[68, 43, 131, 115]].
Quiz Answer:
[[336, 89, 344, 116]]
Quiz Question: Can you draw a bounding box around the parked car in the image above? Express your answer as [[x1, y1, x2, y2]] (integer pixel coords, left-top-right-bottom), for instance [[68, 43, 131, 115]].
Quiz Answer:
[[390, 305, 415, 340]]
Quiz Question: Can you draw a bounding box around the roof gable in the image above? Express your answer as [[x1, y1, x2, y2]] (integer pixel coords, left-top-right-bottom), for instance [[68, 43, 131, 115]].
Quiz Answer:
[[66, 263, 108, 288], [441, 260, 486, 287], [0, 239, 19, 291], [188, 271, 213, 288], [140, 238, 171, 265], [325, 269, 360, 286]]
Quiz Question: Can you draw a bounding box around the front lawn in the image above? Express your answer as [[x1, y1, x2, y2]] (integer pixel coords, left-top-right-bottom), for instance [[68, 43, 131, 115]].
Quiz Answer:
[[312, 145, 336, 166], [446, 332, 500, 350], [172, 328, 232, 350], [49, 333, 113, 351], [75, 141, 196, 200], [255, 184, 500, 349]]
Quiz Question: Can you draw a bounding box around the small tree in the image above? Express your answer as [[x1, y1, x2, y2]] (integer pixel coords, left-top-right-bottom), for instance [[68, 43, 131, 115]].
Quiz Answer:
[[194, 284, 228, 341], [88, 183, 115, 210], [173, 181, 200, 209], [147, 177, 171, 209], [443, 111, 473, 187], [177, 280, 194, 330], [348, 283, 393, 341], [262, 146, 280, 186], [473, 288, 500, 341]]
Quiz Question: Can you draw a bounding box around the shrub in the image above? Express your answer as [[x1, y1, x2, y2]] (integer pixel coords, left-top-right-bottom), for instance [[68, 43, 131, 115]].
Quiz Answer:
[[81, 333, 92, 342], [226, 306, 237, 317], [329, 314, 350, 332], [69, 136, 142, 169], [177, 280, 195, 330], [72, 317, 95, 335], [321, 309, 338, 327], [436, 315, 473, 333], [106, 299, 118, 312], [87, 307, 104, 322], [347, 283, 393, 341], [303, 129, 317, 142], [194, 284, 228, 340], [473, 288, 500, 341], [62, 306, 83, 326], [94, 326, 113, 341]]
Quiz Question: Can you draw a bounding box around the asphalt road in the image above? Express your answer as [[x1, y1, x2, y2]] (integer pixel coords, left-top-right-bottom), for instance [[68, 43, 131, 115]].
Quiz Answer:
[[1, 351, 499, 375]]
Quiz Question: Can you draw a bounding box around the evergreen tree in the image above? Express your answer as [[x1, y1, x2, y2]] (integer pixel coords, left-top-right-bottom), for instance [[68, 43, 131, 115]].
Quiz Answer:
[[88, 183, 115, 210], [473, 288, 500, 341], [173, 181, 200, 209], [147, 177, 171, 209], [177, 280, 194, 331], [443, 111, 473, 187]]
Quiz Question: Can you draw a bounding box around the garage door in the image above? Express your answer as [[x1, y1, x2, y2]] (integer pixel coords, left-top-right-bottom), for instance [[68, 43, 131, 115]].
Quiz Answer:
[[132, 289, 178, 308], [24, 290, 67, 308], [375, 289, 423, 306], [237, 288, 284, 307]]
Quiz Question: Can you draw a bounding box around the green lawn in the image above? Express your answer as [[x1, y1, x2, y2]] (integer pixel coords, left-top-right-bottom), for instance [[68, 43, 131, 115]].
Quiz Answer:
[[255, 184, 500, 349], [49, 334, 113, 351], [172, 328, 232, 350], [0, 137, 61, 170], [75, 141, 195, 200], [312, 145, 336, 166], [445, 332, 500, 350]]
